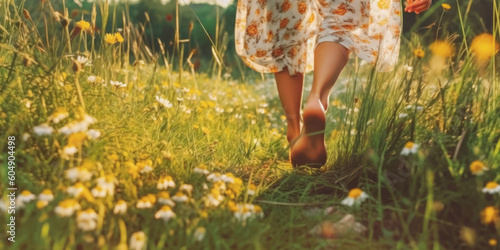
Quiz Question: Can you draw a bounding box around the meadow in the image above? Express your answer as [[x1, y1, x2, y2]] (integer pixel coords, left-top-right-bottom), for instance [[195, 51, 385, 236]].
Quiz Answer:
[[0, 0, 499, 249]]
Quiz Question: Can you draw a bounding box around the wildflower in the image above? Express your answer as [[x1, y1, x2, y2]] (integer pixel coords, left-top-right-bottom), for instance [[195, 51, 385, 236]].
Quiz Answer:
[[67, 182, 87, 197], [340, 188, 369, 207], [490, 239, 498, 246], [193, 227, 206, 241], [76, 208, 98, 231], [207, 172, 222, 182], [104, 33, 117, 44], [155, 95, 173, 108], [221, 173, 235, 183], [115, 32, 124, 43], [430, 41, 454, 58], [86, 129, 101, 139], [48, 108, 69, 124], [481, 206, 499, 224], [87, 75, 104, 84], [58, 114, 97, 135], [33, 123, 54, 136], [470, 160, 488, 175], [213, 181, 227, 192], [202, 127, 210, 135], [441, 3, 451, 10], [76, 20, 91, 32], [205, 188, 224, 207], [403, 65, 413, 72], [136, 196, 154, 209], [55, 199, 81, 217], [157, 175, 176, 190], [194, 164, 210, 174], [110, 80, 127, 88], [91, 184, 107, 198], [413, 48, 425, 58], [233, 203, 264, 221], [96, 174, 117, 196], [65, 166, 92, 182], [483, 182, 500, 194], [63, 146, 78, 156], [180, 184, 193, 195], [154, 205, 176, 221], [157, 191, 176, 207], [36, 200, 49, 209], [171, 192, 189, 203], [471, 33, 499, 63], [17, 190, 36, 208], [137, 159, 153, 173], [113, 200, 128, 215], [38, 189, 54, 202], [129, 231, 147, 250], [22, 133, 30, 141], [247, 184, 257, 196], [400, 141, 419, 156], [68, 132, 88, 148], [76, 55, 89, 65]]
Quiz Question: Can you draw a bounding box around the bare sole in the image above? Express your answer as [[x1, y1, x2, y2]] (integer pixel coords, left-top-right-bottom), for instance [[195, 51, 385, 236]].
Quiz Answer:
[[290, 101, 327, 168]]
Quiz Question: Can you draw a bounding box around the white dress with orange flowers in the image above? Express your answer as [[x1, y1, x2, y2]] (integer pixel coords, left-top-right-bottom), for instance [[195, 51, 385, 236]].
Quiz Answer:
[[235, 0, 402, 75]]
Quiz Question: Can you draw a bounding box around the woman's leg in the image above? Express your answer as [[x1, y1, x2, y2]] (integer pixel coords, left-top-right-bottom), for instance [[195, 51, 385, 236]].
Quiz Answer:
[[291, 42, 350, 167], [274, 67, 304, 145]]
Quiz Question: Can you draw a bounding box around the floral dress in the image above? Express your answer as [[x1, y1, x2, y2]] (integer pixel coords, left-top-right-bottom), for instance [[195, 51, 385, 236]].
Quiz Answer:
[[235, 0, 402, 75]]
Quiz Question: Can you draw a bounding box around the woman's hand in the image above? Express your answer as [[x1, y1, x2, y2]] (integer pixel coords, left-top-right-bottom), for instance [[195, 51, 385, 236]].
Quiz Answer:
[[404, 0, 432, 14]]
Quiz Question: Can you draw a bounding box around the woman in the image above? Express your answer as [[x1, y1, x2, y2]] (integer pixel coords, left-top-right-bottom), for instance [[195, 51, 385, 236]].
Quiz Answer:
[[235, 0, 432, 167]]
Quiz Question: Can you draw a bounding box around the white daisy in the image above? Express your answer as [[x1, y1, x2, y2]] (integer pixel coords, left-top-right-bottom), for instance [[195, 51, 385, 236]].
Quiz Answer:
[[157, 176, 175, 190], [340, 188, 369, 207], [155, 95, 173, 108], [193, 227, 206, 241], [33, 123, 54, 136], [483, 182, 500, 194], [54, 199, 81, 217], [16, 190, 36, 208], [129, 231, 147, 250], [154, 205, 176, 221], [171, 192, 189, 203], [113, 200, 128, 215], [400, 141, 419, 156], [76, 208, 98, 231]]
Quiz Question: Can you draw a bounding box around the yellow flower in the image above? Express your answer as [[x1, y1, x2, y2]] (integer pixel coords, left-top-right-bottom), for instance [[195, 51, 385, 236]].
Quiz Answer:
[[341, 188, 369, 206], [76, 20, 91, 32], [481, 206, 499, 224], [470, 160, 487, 175], [483, 181, 500, 194], [471, 33, 499, 63], [430, 40, 454, 58], [67, 132, 87, 148], [36, 200, 49, 209], [413, 48, 425, 58], [104, 33, 117, 44], [115, 32, 124, 43], [441, 3, 451, 10], [490, 239, 498, 246]]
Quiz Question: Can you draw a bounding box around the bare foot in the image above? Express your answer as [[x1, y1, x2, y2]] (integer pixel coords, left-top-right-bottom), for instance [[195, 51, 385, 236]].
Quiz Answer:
[[290, 99, 327, 168]]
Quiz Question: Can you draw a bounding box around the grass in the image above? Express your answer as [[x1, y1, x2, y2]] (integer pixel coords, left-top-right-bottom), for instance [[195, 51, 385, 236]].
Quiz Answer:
[[0, 0, 499, 249]]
